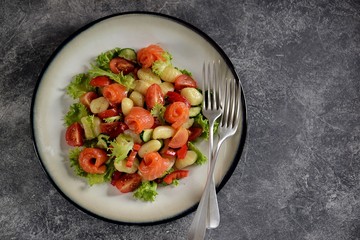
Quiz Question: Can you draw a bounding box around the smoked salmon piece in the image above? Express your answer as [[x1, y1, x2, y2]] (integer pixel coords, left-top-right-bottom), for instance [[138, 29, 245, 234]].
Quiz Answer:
[[124, 107, 154, 134], [138, 152, 174, 181], [78, 148, 108, 174], [102, 83, 128, 105], [137, 44, 165, 68], [164, 101, 190, 129]]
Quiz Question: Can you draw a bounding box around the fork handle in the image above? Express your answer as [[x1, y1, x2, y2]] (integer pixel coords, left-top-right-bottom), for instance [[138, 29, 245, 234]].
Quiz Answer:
[[207, 173, 220, 228], [206, 145, 222, 228], [188, 121, 218, 239], [206, 138, 227, 229], [188, 182, 210, 240], [189, 151, 218, 239]]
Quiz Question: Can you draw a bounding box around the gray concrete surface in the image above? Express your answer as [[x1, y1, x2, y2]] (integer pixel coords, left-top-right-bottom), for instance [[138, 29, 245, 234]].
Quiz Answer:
[[1, 0, 359, 239]]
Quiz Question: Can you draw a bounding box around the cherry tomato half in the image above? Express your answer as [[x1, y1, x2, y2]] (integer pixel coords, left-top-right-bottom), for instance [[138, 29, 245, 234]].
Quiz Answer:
[[166, 91, 191, 108], [188, 127, 203, 141], [90, 76, 112, 87], [100, 122, 128, 138], [115, 173, 142, 193], [109, 57, 135, 75], [145, 84, 164, 109], [65, 122, 84, 146], [174, 74, 197, 91]]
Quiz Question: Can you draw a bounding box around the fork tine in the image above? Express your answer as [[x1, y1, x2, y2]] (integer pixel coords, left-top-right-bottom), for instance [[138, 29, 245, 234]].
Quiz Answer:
[[202, 63, 207, 109], [224, 78, 231, 127], [230, 79, 237, 127], [210, 61, 216, 110], [233, 80, 241, 131], [203, 62, 210, 110], [216, 59, 222, 108], [227, 78, 240, 131]]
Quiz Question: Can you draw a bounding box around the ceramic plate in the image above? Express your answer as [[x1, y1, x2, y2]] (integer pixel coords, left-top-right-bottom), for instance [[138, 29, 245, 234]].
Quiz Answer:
[[31, 12, 247, 224]]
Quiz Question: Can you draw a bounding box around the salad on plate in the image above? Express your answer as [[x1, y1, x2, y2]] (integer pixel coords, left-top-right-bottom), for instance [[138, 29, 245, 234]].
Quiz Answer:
[[63, 44, 210, 202]]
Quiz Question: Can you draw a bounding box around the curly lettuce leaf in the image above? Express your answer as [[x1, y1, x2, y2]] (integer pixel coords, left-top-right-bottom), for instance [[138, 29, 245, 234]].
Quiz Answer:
[[178, 68, 192, 76], [193, 113, 210, 140], [87, 162, 115, 186], [150, 103, 166, 124], [64, 103, 89, 126], [88, 65, 135, 89], [69, 147, 87, 177], [66, 73, 96, 99], [133, 181, 158, 202], [108, 133, 134, 163], [151, 52, 172, 76], [96, 48, 122, 70], [188, 142, 207, 165]]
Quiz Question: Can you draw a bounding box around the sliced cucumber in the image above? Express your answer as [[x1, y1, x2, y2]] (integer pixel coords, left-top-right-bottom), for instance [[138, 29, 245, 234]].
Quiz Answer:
[[96, 134, 110, 149], [189, 106, 201, 117], [114, 158, 139, 174], [81, 115, 101, 140], [119, 48, 137, 62], [140, 129, 153, 142], [181, 118, 194, 129]]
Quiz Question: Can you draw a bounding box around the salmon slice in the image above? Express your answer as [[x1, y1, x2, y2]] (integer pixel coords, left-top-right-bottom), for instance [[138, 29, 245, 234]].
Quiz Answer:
[[124, 107, 154, 134], [164, 101, 190, 129], [137, 44, 165, 68], [78, 148, 108, 174], [138, 152, 174, 181], [103, 83, 127, 105]]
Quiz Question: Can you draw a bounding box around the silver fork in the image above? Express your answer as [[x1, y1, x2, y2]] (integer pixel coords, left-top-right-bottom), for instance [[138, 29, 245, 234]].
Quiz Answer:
[[188, 60, 222, 240], [207, 77, 242, 229]]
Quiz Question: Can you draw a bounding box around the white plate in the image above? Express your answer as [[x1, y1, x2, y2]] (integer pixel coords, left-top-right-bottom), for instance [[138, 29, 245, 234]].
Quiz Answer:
[[31, 12, 247, 224]]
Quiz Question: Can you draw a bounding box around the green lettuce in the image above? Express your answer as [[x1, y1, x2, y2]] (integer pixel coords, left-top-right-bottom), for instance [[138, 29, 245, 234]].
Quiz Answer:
[[150, 103, 166, 124], [108, 133, 134, 163], [193, 113, 210, 140], [133, 181, 158, 202], [66, 73, 96, 99], [188, 142, 207, 165], [96, 48, 122, 70], [151, 52, 172, 76], [88, 65, 135, 89], [64, 103, 89, 126], [87, 163, 115, 186], [69, 147, 86, 177], [178, 68, 192, 76]]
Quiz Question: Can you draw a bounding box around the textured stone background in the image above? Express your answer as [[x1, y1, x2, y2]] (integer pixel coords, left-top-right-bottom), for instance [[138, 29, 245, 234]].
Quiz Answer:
[[1, 0, 359, 239]]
